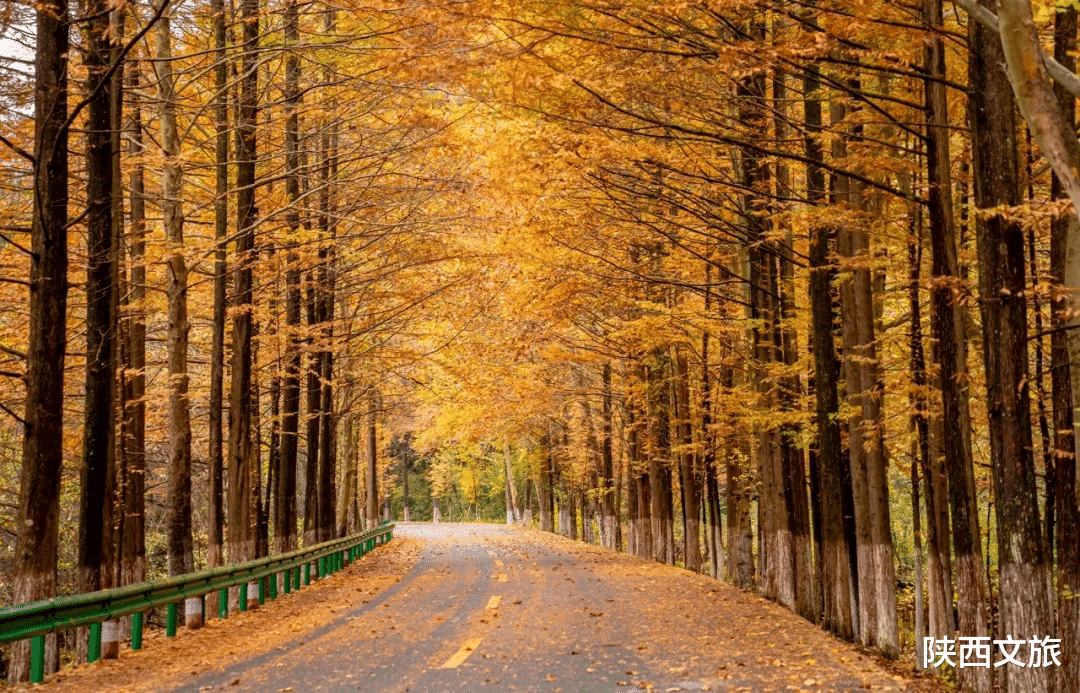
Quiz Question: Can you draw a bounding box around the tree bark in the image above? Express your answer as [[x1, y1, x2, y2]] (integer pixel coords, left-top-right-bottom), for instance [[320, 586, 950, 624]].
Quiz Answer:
[[366, 391, 380, 529], [722, 363, 754, 589], [206, 0, 228, 593], [970, 8, 1054, 689], [10, 0, 69, 679], [600, 363, 617, 546], [1050, 8, 1080, 692], [275, 0, 300, 555], [831, 90, 899, 656], [504, 440, 519, 524], [227, 0, 260, 564], [803, 60, 852, 637], [648, 353, 674, 565], [700, 278, 723, 578], [121, 58, 147, 593], [78, 0, 117, 614], [924, 4, 991, 687], [304, 280, 321, 545], [539, 436, 555, 533], [338, 414, 357, 536], [154, 10, 194, 578], [674, 350, 700, 572]]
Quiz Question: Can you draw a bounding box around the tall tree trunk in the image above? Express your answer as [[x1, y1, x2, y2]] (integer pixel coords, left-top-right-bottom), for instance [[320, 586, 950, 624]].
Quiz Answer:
[[121, 59, 147, 592], [316, 61, 337, 541], [206, 0, 228, 590], [303, 279, 321, 545], [227, 0, 260, 565], [648, 353, 674, 565], [675, 350, 700, 572], [338, 414, 357, 535], [1051, 7, 1080, 691], [107, 0, 125, 611], [365, 391, 380, 529], [275, 0, 300, 555], [79, 0, 117, 621], [922, 2, 993, 688], [969, 8, 1054, 690], [402, 445, 411, 522], [774, 65, 814, 623], [723, 363, 754, 588], [539, 436, 555, 533], [504, 440, 519, 524], [600, 363, 617, 547], [154, 11, 193, 578], [699, 282, 722, 578], [832, 91, 899, 655], [10, 0, 68, 679], [803, 60, 852, 637]]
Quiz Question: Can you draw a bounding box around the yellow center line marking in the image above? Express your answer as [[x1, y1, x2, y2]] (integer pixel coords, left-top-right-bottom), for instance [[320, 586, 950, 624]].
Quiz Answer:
[[486, 595, 502, 609], [497, 573, 508, 582], [440, 637, 484, 669]]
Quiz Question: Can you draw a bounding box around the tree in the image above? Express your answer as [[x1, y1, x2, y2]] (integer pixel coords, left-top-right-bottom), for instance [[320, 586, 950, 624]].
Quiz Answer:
[[970, 2, 1054, 689], [228, 0, 261, 565], [153, 3, 193, 578]]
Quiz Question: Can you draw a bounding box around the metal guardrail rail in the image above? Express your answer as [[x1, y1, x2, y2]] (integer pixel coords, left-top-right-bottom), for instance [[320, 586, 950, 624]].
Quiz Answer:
[[0, 523, 395, 683]]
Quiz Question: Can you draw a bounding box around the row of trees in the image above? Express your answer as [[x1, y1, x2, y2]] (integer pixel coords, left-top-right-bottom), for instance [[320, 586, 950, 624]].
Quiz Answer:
[[0, 0, 480, 680], [400, 1, 1080, 692]]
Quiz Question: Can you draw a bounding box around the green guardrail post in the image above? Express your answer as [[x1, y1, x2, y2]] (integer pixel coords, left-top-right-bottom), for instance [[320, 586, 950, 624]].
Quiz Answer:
[[283, 570, 290, 595], [30, 634, 44, 683], [303, 562, 310, 585], [293, 565, 301, 590], [219, 588, 229, 619], [238, 584, 247, 612], [258, 577, 266, 605], [131, 611, 144, 650], [167, 602, 178, 637], [88, 621, 102, 663]]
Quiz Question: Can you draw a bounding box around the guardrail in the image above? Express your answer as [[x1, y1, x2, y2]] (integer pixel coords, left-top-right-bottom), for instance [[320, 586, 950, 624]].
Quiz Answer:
[[0, 523, 394, 683]]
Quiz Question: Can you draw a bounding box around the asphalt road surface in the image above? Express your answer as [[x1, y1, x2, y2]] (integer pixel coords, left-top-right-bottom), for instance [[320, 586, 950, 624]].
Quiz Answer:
[[33, 523, 924, 692]]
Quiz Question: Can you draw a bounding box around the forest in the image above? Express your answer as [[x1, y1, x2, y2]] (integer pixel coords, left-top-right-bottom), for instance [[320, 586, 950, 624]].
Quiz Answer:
[[1, 0, 1079, 690]]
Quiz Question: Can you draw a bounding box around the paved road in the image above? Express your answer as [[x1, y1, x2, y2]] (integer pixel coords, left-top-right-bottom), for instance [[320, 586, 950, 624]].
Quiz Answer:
[[34, 523, 922, 692]]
